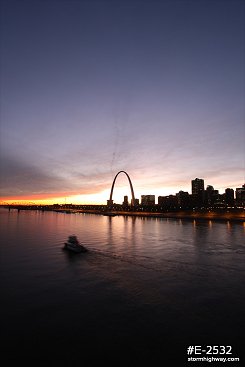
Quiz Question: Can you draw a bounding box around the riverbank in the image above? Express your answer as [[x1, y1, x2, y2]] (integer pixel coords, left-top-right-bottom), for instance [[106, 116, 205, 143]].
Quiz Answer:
[[3, 206, 244, 222], [76, 209, 245, 222]]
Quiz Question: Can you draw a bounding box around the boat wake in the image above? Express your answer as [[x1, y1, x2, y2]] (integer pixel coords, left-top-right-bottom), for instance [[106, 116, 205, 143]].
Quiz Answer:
[[86, 246, 245, 275]]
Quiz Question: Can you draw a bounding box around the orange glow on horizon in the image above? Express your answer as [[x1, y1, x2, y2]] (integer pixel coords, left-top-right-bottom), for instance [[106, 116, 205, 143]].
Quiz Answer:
[[0, 190, 111, 206], [0, 196, 106, 206]]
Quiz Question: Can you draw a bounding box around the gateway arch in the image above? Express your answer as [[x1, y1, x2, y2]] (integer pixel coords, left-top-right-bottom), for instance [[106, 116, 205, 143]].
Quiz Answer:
[[108, 171, 135, 207]]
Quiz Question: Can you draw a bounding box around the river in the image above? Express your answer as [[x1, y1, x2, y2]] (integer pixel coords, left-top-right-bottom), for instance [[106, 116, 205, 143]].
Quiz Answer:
[[1, 208, 244, 365]]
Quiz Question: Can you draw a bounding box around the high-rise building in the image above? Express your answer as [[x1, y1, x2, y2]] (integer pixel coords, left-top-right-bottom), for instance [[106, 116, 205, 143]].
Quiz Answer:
[[192, 178, 204, 195], [204, 185, 214, 206], [236, 184, 245, 206], [225, 188, 234, 206], [123, 196, 129, 207], [191, 178, 204, 207], [176, 191, 190, 209]]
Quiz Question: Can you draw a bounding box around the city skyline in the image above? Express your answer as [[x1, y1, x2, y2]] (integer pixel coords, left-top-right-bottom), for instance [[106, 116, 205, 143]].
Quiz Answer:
[[109, 176, 244, 207], [1, 173, 244, 206], [1, 0, 244, 205]]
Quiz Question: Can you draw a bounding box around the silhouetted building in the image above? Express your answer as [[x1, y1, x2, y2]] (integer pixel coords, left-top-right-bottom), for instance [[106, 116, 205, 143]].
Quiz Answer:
[[192, 178, 204, 207], [225, 188, 234, 206], [133, 198, 139, 206], [107, 199, 113, 207], [204, 185, 215, 206], [213, 190, 219, 204], [236, 184, 245, 206], [141, 195, 155, 206], [158, 195, 178, 210], [123, 196, 129, 207], [215, 193, 226, 208], [176, 191, 190, 209], [192, 178, 204, 195]]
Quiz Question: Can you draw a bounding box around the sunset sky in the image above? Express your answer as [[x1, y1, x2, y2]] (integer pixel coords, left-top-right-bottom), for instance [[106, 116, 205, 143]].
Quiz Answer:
[[1, 0, 244, 205]]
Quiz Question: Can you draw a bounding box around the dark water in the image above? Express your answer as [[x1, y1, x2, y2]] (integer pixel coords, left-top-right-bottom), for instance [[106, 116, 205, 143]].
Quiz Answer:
[[1, 208, 244, 365]]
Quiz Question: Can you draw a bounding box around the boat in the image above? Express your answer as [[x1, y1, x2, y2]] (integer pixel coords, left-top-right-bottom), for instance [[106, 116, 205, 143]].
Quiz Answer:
[[64, 235, 88, 253]]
